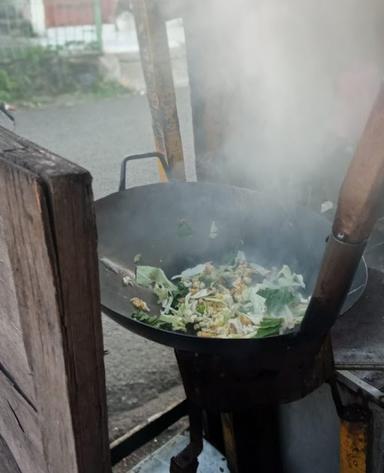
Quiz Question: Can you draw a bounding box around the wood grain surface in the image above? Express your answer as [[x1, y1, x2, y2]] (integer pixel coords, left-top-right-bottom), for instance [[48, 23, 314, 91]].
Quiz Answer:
[[0, 126, 111, 473]]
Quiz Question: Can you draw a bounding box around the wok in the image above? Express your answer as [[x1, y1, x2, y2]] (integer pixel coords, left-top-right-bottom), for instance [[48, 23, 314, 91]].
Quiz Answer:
[[96, 153, 367, 355]]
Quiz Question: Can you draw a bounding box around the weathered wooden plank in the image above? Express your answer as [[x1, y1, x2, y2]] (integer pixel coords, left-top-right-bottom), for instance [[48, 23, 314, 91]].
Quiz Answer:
[[0, 156, 79, 473], [0, 436, 22, 473], [132, 0, 185, 179], [0, 126, 111, 473], [0, 371, 44, 473], [0, 126, 85, 175], [0, 211, 36, 407], [0, 132, 24, 153]]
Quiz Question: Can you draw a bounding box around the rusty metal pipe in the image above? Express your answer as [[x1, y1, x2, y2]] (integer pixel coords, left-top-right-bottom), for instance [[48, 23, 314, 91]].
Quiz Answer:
[[302, 84, 384, 337], [300, 236, 366, 337], [339, 406, 371, 473], [334, 85, 384, 243]]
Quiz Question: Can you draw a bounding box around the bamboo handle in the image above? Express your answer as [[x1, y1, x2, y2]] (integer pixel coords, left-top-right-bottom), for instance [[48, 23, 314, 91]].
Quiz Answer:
[[333, 84, 384, 243], [301, 84, 384, 337]]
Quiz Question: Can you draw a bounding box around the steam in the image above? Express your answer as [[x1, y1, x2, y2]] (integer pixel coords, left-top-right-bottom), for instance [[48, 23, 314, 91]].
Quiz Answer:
[[184, 0, 383, 207]]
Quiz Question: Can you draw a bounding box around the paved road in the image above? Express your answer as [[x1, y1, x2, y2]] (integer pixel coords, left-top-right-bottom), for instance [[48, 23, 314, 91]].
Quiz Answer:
[[11, 90, 195, 423]]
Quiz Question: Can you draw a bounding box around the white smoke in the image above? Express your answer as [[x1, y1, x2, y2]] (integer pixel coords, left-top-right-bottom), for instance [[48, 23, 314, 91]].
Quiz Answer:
[[184, 0, 383, 206]]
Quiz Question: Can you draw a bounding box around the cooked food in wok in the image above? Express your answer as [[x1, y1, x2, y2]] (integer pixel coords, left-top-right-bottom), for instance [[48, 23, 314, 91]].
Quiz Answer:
[[129, 252, 309, 339]]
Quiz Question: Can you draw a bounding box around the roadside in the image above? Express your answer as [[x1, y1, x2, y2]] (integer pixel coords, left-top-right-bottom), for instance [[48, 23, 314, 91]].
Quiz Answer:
[[1, 14, 187, 105], [0, 47, 188, 107]]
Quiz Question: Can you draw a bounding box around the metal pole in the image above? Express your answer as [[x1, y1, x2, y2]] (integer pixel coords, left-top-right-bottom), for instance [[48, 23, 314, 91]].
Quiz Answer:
[[93, 0, 103, 53], [340, 406, 371, 473]]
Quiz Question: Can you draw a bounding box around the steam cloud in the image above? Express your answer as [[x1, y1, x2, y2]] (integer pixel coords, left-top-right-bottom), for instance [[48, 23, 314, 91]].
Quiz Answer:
[[184, 0, 383, 207]]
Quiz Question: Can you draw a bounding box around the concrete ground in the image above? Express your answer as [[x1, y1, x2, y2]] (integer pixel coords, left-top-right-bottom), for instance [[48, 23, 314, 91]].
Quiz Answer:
[[9, 90, 195, 469]]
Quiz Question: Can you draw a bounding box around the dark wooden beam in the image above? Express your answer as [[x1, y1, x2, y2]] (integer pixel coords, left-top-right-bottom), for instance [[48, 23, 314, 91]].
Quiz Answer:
[[0, 126, 111, 473]]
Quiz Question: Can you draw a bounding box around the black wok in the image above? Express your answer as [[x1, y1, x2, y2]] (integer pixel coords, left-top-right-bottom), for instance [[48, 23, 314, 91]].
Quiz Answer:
[[96, 158, 367, 356]]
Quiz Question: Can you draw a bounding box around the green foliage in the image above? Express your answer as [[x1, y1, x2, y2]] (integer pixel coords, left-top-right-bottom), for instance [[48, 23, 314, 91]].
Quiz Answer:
[[253, 317, 283, 338], [0, 69, 16, 102], [258, 287, 297, 314], [0, 46, 127, 104]]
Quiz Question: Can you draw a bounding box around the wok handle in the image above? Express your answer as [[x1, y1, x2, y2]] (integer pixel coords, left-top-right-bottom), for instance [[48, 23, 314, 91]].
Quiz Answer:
[[119, 152, 171, 191], [333, 84, 384, 243], [301, 84, 384, 337]]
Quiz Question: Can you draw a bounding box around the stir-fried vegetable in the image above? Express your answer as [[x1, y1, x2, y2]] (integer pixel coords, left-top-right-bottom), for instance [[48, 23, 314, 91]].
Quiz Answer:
[[130, 253, 309, 339]]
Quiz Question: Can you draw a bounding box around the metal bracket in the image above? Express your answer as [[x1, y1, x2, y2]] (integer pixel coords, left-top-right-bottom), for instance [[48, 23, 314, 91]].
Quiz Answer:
[[170, 403, 203, 473]]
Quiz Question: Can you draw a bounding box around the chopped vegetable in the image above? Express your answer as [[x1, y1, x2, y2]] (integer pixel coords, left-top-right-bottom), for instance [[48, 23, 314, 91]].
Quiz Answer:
[[130, 254, 309, 339], [130, 297, 150, 312], [136, 266, 177, 292]]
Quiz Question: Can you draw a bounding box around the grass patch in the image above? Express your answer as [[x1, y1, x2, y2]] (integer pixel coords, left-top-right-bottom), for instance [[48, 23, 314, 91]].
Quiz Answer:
[[0, 46, 128, 104]]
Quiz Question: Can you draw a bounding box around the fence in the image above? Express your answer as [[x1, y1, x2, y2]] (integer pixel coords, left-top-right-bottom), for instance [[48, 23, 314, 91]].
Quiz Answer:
[[0, 0, 107, 62]]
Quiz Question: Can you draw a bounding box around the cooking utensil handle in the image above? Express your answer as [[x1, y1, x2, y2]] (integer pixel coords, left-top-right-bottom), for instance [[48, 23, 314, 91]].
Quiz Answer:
[[119, 152, 170, 191], [302, 84, 384, 337], [333, 84, 384, 243]]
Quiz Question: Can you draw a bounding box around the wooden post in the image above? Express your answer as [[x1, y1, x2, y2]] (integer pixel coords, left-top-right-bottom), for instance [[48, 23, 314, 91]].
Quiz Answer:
[[0, 127, 111, 473], [132, 0, 185, 180]]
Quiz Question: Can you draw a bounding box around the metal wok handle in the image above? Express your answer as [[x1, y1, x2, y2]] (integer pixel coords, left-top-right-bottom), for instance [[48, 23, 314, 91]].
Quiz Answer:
[[301, 84, 384, 337], [119, 152, 171, 191]]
